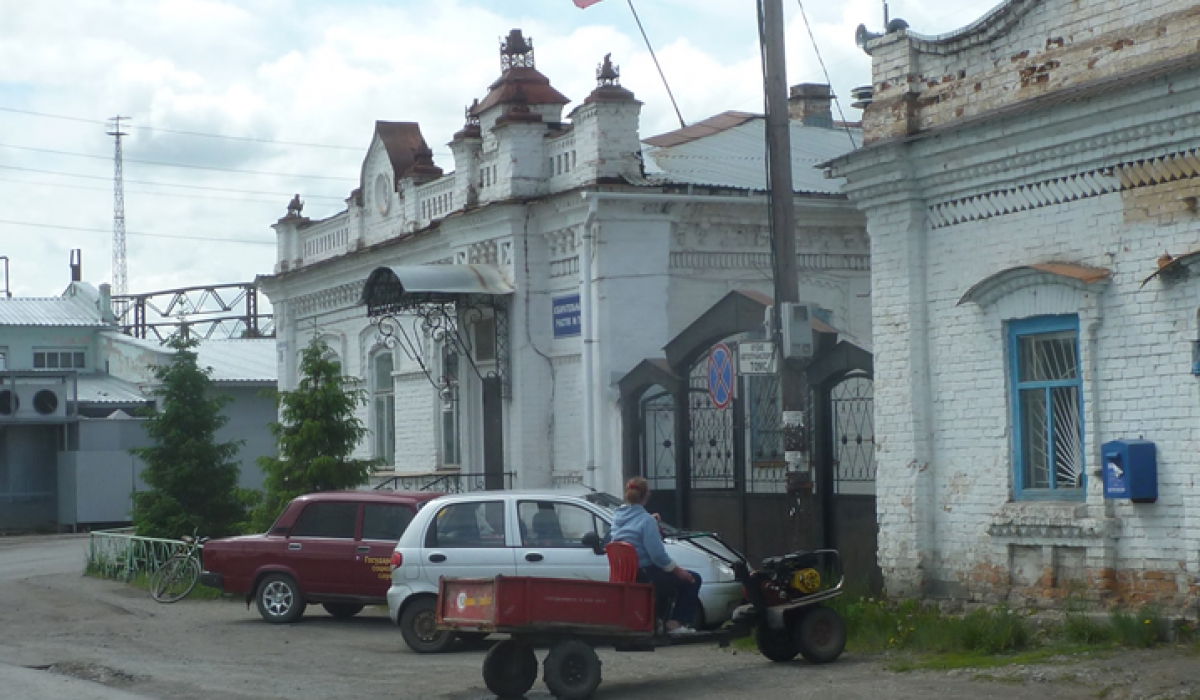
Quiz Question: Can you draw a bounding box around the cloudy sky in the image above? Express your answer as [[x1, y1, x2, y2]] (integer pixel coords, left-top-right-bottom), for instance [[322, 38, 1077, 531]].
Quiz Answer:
[[0, 0, 1003, 300]]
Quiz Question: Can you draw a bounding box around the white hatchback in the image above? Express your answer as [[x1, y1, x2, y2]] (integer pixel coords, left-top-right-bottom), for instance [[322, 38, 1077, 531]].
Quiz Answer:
[[386, 490, 743, 652]]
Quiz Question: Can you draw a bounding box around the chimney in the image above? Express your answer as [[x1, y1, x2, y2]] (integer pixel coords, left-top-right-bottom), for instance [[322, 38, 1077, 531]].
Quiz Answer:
[[788, 83, 833, 128], [98, 283, 115, 324], [70, 249, 82, 282]]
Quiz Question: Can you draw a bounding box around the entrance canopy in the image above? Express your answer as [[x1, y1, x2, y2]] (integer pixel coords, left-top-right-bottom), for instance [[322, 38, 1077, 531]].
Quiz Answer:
[[360, 264, 513, 316]]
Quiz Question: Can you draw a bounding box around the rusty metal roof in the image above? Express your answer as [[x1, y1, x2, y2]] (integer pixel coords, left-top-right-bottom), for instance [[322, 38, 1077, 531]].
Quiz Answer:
[[643, 112, 859, 194], [958, 262, 1112, 305], [471, 67, 571, 116], [374, 121, 436, 179]]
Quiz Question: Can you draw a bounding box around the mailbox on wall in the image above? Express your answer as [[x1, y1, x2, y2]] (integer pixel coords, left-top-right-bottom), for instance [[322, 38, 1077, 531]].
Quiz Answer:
[[1101, 439, 1157, 503]]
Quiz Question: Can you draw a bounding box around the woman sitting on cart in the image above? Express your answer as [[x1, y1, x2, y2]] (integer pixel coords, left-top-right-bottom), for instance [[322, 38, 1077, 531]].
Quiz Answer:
[[610, 477, 702, 636]]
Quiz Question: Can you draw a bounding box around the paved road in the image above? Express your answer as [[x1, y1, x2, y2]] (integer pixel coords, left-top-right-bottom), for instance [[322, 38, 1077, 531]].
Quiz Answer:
[[0, 534, 1196, 700]]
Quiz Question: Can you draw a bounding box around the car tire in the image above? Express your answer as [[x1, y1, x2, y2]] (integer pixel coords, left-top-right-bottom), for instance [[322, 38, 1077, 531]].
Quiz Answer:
[[482, 639, 537, 698], [795, 606, 847, 664], [399, 596, 456, 653], [755, 620, 799, 662], [543, 638, 602, 700], [256, 573, 306, 624], [322, 602, 364, 619]]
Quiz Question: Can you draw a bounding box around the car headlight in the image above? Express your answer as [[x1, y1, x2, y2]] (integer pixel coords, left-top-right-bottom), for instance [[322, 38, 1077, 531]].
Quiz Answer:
[[714, 563, 736, 583]]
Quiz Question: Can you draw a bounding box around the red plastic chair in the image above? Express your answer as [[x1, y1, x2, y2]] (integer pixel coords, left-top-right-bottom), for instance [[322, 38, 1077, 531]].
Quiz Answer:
[[605, 541, 639, 583]]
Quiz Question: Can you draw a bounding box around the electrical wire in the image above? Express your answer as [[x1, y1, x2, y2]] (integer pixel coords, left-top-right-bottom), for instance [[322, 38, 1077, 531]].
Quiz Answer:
[[0, 218, 275, 245], [795, 1, 858, 150], [0, 164, 346, 200], [625, 0, 686, 129], [0, 176, 305, 205], [0, 142, 358, 182]]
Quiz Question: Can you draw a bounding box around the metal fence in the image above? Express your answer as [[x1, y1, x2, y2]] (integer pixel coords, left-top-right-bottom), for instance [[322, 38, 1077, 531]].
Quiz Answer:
[[374, 471, 515, 493], [86, 528, 188, 581]]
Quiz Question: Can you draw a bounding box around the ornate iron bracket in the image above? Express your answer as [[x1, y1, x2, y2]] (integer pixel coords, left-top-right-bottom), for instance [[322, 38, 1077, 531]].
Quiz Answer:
[[367, 291, 510, 399]]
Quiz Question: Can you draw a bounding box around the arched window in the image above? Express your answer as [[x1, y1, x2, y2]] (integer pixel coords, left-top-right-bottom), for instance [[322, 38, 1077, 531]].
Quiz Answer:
[[372, 352, 395, 467]]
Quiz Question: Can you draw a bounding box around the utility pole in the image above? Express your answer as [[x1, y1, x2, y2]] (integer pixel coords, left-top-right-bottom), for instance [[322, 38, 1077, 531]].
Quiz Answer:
[[760, 0, 814, 514], [108, 116, 129, 300]]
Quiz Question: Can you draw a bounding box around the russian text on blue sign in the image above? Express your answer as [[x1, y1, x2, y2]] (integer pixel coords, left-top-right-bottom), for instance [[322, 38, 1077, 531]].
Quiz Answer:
[[553, 294, 582, 338]]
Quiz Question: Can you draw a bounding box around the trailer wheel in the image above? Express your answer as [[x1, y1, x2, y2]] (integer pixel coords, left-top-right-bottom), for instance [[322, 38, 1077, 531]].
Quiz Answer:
[[755, 621, 799, 662], [482, 639, 537, 698], [543, 639, 602, 700], [795, 606, 846, 664]]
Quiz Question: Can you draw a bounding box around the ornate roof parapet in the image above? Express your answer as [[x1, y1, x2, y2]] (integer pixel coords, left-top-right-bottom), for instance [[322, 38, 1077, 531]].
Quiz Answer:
[[408, 141, 443, 182], [453, 100, 483, 140], [501, 29, 535, 71]]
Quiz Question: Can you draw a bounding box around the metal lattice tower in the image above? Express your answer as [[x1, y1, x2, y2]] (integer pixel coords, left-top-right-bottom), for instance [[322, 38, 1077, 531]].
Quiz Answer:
[[107, 116, 128, 296]]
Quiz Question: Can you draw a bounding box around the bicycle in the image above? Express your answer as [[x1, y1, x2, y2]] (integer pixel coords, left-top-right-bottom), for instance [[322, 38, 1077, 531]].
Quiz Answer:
[[150, 533, 209, 603]]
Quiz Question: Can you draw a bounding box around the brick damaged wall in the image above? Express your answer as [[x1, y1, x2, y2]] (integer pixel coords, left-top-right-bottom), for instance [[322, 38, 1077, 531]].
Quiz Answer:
[[863, 0, 1200, 143]]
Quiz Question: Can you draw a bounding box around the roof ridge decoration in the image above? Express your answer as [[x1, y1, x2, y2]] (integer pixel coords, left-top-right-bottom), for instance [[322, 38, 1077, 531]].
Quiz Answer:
[[583, 53, 638, 105], [864, 0, 1040, 56]]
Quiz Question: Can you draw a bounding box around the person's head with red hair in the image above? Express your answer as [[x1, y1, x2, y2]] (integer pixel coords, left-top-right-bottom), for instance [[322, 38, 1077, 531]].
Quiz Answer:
[[624, 477, 650, 506]]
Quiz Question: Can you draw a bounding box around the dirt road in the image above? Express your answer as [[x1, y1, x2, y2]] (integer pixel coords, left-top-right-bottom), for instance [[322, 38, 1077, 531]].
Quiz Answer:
[[0, 535, 1197, 700]]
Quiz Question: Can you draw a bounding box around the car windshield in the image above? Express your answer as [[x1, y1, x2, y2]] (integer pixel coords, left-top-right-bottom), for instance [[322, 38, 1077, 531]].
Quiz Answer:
[[581, 491, 681, 536]]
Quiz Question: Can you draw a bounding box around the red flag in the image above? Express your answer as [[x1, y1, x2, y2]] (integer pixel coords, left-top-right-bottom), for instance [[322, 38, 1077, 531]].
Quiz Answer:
[[574, 0, 605, 7]]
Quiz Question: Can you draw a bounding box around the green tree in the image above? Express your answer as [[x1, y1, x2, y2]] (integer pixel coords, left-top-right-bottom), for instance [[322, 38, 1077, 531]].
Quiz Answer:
[[132, 337, 248, 539], [251, 337, 377, 530]]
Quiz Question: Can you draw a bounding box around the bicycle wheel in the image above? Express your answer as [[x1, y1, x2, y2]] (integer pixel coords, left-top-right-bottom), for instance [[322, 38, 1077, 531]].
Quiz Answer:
[[150, 555, 200, 603]]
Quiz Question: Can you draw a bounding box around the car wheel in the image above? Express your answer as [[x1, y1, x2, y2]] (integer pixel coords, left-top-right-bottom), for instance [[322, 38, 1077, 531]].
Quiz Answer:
[[322, 602, 364, 619], [543, 638, 602, 700], [399, 596, 456, 653], [256, 573, 306, 624], [795, 606, 847, 664], [755, 621, 799, 662], [482, 639, 537, 698]]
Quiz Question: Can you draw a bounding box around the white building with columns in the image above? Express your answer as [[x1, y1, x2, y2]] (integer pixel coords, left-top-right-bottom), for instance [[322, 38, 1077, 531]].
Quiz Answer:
[[260, 30, 867, 497]]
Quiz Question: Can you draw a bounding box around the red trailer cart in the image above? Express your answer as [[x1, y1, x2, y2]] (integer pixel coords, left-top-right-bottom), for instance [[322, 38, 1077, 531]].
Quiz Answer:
[[437, 533, 848, 700]]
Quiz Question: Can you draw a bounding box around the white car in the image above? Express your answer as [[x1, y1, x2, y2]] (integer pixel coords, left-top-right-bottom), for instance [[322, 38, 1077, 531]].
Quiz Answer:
[[386, 490, 744, 652]]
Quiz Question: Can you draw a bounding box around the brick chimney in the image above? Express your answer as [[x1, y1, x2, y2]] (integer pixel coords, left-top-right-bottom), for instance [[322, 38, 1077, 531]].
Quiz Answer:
[[788, 83, 833, 128]]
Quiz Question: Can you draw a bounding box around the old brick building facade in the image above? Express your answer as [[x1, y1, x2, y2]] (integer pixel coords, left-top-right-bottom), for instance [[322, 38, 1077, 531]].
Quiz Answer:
[[831, 0, 1200, 612]]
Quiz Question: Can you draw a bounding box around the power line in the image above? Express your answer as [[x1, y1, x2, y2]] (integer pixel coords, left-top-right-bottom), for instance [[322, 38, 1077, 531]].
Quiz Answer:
[[0, 142, 358, 182], [0, 218, 275, 245], [0, 106, 363, 151], [0, 164, 347, 200], [795, 1, 858, 150], [0, 176, 306, 205], [625, 0, 686, 129], [0, 106, 456, 157]]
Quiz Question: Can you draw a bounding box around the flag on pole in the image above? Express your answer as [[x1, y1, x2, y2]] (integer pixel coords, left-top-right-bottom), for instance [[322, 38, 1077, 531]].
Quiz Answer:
[[573, 0, 605, 7]]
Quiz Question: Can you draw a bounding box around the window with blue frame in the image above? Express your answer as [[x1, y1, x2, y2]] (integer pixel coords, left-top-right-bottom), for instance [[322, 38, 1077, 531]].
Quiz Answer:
[[1009, 315, 1084, 500]]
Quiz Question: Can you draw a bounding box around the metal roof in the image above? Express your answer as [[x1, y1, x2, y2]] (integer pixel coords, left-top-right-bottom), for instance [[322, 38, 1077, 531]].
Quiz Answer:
[[0, 284, 108, 327], [958, 263, 1112, 306], [642, 112, 859, 194], [75, 374, 150, 404], [194, 339, 277, 384]]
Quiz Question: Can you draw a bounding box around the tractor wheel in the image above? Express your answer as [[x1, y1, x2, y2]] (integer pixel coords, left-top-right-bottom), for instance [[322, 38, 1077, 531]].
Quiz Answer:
[[543, 638, 602, 700], [482, 639, 538, 698], [755, 621, 799, 662], [795, 606, 847, 664]]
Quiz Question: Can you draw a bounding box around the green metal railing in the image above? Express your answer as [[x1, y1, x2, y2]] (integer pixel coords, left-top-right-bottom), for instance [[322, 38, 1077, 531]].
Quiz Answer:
[[86, 528, 188, 581]]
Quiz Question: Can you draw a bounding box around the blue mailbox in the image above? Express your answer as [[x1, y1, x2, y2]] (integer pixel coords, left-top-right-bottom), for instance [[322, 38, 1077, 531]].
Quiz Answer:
[[1101, 439, 1157, 503]]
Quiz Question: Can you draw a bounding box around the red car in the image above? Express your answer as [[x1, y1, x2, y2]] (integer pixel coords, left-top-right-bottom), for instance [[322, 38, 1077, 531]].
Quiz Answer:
[[200, 490, 441, 623]]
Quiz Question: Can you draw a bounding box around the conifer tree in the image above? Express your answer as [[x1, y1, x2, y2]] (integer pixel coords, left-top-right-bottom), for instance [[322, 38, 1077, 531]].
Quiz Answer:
[[251, 337, 376, 530], [132, 337, 247, 538]]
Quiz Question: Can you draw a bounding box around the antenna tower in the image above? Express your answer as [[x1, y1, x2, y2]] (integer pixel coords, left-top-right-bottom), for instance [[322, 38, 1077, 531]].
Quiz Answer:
[[107, 116, 129, 297]]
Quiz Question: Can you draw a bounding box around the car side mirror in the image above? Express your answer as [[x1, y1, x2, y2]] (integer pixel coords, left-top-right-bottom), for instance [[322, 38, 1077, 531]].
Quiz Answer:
[[581, 531, 605, 556]]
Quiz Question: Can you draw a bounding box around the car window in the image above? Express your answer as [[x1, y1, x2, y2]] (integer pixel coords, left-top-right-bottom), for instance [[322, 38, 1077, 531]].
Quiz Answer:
[[362, 504, 415, 541], [290, 502, 358, 539], [517, 501, 607, 548], [426, 501, 506, 548]]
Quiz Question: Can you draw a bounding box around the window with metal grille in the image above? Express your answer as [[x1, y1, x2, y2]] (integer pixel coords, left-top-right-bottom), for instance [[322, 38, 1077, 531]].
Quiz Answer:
[[1009, 316, 1084, 500]]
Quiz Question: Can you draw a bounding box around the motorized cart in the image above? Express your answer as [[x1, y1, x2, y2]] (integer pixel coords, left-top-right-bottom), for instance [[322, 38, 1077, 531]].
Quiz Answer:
[[436, 533, 847, 699]]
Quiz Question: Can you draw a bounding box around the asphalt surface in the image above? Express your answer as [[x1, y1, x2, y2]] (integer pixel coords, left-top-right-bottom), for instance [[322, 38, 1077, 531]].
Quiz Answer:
[[0, 534, 1197, 700]]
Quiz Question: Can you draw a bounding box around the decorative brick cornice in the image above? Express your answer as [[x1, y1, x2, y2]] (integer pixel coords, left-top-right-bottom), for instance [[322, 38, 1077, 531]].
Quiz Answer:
[[669, 252, 870, 271], [292, 281, 365, 318]]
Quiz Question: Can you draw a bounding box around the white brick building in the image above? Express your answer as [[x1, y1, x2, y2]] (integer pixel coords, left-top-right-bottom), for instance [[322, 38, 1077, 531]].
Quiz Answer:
[[259, 30, 868, 499], [830, 0, 1200, 611]]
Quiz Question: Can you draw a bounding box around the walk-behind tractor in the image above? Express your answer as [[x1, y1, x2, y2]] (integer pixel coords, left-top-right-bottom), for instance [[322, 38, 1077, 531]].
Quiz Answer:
[[436, 532, 847, 699]]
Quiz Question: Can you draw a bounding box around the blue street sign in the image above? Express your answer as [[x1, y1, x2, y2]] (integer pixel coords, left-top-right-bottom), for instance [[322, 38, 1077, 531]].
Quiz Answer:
[[552, 294, 581, 338], [708, 343, 734, 409]]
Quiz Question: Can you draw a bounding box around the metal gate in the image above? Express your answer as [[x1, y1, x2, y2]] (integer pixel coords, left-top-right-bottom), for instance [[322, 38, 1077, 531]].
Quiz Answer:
[[826, 373, 882, 592]]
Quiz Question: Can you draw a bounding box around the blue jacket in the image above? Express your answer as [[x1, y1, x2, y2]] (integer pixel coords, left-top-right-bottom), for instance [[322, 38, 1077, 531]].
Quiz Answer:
[[609, 504, 675, 571]]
